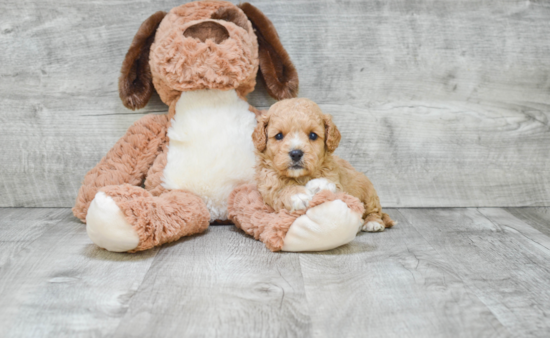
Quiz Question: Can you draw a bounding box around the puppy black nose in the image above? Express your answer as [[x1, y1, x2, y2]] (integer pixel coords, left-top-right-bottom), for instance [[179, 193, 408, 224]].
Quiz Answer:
[[289, 149, 304, 162]]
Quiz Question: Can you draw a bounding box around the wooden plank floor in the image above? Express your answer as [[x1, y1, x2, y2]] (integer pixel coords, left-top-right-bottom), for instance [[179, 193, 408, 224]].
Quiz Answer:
[[1, 207, 549, 337]]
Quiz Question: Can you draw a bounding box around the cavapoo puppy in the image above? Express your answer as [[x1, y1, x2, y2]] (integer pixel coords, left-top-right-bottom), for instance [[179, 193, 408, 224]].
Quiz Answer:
[[252, 98, 395, 232]]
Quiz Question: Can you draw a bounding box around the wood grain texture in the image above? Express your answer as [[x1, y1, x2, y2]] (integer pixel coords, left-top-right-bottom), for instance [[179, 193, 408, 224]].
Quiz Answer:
[[400, 208, 550, 337], [0, 208, 159, 337], [480, 208, 550, 252], [299, 209, 510, 338], [113, 226, 311, 338], [1, 0, 550, 207], [328, 101, 550, 207], [504, 207, 550, 238], [3, 207, 550, 337]]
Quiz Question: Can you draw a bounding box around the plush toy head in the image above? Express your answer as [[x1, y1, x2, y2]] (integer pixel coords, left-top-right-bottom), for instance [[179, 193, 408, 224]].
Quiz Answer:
[[252, 98, 341, 178], [119, 1, 299, 110]]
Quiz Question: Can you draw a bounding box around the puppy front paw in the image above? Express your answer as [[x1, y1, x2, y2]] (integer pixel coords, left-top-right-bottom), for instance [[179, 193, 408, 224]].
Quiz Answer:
[[290, 193, 313, 211], [361, 221, 385, 232], [306, 178, 337, 195]]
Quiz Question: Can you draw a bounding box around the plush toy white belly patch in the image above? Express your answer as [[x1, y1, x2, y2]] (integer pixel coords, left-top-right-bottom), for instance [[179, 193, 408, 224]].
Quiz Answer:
[[161, 89, 257, 221]]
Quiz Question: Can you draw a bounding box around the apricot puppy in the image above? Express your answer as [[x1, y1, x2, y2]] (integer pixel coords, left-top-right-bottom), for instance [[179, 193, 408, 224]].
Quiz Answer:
[[252, 98, 395, 232]]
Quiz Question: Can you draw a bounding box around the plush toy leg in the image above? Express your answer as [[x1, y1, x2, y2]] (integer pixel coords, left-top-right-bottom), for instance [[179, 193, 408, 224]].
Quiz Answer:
[[86, 184, 210, 252], [86, 191, 140, 252], [228, 185, 364, 252]]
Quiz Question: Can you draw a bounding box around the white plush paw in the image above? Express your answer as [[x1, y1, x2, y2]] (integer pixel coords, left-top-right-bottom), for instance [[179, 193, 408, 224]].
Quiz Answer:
[[282, 199, 363, 252], [361, 221, 385, 232], [305, 178, 337, 195], [86, 192, 140, 252], [290, 193, 313, 211]]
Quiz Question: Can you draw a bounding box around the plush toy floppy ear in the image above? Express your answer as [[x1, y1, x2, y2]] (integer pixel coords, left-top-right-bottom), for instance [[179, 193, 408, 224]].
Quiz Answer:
[[238, 3, 299, 100], [119, 11, 166, 110], [252, 113, 270, 152], [324, 114, 341, 153]]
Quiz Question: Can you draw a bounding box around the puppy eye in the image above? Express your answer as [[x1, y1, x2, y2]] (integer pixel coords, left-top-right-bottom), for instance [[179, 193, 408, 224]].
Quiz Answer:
[[309, 132, 318, 141], [275, 133, 284, 140]]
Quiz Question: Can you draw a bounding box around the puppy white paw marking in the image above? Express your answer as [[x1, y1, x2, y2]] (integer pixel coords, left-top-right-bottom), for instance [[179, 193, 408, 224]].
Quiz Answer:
[[290, 193, 312, 211], [306, 178, 337, 195], [86, 192, 140, 252], [362, 221, 385, 232]]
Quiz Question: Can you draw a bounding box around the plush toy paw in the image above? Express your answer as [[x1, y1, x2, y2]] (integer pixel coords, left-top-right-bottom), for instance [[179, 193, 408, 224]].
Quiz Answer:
[[361, 221, 385, 232], [281, 199, 363, 252], [290, 193, 313, 211], [305, 178, 337, 195], [86, 191, 140, 252]]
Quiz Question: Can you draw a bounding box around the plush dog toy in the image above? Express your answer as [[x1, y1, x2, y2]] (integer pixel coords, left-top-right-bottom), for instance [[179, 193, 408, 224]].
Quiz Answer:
[[74, 0, 366, 253]]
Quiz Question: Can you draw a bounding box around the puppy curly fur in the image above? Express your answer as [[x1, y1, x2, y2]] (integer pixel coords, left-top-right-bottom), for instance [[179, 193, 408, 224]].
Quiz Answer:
[[252, 98, 395, 229]]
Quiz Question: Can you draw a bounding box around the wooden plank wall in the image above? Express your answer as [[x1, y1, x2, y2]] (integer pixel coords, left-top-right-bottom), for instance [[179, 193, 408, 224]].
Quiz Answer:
[[1, 0, 549, 207]]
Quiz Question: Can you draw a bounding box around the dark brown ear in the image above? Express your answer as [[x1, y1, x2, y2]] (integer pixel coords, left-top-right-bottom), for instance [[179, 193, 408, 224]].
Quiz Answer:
[[119, 11, 166, 110], [252, 112, 270, 152], [238, 3, 299, 100], [324, 114, 341, 153]]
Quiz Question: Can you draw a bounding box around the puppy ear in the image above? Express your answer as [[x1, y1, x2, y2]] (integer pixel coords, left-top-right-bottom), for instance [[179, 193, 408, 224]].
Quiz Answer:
[[119, 11, 166, 110], [252, 112, 270, 152], [238, 3, 299, 100], [324, 114, 341, 153]]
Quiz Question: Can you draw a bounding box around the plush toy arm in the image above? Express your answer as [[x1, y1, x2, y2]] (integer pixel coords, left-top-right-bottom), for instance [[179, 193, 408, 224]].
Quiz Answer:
[[228, 184, 365, 252], [73, 114, 168, 222], [228, 184, 300, 251]]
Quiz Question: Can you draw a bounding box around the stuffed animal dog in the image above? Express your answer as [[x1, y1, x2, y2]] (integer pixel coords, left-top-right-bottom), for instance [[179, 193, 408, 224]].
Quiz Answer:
[[74, 1, 367, 253], [253, 98, 396, 231], [73, 1, 299, 252]]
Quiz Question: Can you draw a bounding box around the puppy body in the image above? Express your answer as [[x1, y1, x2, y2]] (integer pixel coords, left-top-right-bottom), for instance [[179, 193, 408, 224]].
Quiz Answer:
[[253, 98, 395, 231]]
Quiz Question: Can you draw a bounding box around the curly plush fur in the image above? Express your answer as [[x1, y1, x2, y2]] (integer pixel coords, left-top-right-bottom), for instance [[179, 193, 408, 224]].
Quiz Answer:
[[73, 114, 169, 220], [74, 1, 302, 252], [228, 185, 365, 251], [150, 3, 258, 98], [101, 185, 210, 252]]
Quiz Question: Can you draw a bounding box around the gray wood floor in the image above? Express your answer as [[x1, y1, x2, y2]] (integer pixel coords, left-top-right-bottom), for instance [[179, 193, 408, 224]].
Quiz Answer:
[[1, 207, 549, 337]]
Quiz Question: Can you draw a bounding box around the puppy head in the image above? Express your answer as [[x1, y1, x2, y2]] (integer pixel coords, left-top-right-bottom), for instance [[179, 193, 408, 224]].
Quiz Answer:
[[119, 1, 299, 110], [253, 98, 341, 178]]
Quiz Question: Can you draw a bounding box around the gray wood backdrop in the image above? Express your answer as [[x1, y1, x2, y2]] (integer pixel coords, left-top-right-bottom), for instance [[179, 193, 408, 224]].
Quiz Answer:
[[1, 0, 549, 208]]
